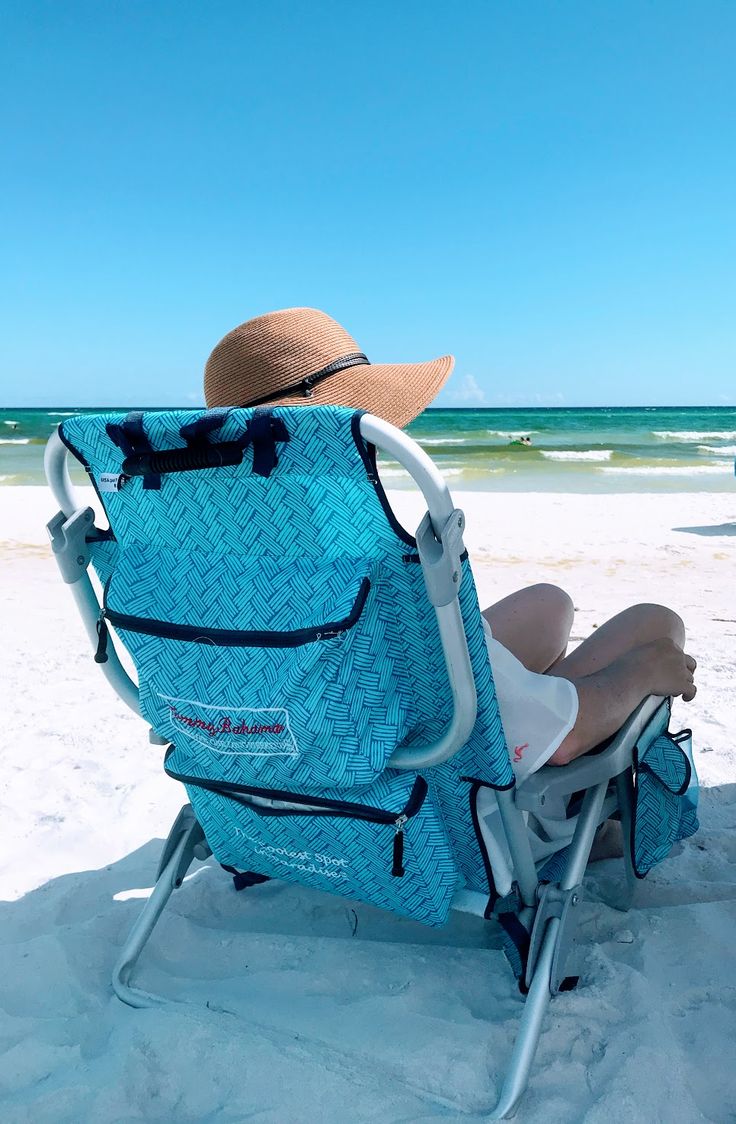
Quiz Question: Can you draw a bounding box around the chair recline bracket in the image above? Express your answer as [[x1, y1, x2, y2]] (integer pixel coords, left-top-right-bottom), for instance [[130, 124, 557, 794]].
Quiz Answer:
[[415, 508, 466, 607], [155, 804, 212, 886], [46, 507, 96, 584], [524, 881, 584, 994]]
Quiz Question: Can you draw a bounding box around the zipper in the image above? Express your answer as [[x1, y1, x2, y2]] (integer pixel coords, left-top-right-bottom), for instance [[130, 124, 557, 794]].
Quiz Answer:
[[392, 813, 408, 877], [95, 577, 370, 658], [163, 752, 427, 879], [95, 615, 110, 664]]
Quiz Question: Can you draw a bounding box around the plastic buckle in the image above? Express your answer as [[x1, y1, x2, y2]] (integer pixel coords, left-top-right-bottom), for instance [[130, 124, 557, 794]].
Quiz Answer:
[[415, 507, 466, 607], [492, 883, 523, 919]]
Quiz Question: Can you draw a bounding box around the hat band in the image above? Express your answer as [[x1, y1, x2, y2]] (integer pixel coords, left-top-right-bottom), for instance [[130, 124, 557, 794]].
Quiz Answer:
[[241, 352, 370, 408]]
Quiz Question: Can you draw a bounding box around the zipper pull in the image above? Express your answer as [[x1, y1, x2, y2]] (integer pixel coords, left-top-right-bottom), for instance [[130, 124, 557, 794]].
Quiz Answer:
[[95, 613, 109, 664], [392, 814, 407, 877], [319, 628, 347, 642]]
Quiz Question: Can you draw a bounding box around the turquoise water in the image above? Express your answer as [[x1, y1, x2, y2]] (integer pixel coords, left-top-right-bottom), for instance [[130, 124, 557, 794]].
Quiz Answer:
[[3, 405, 736, 492]]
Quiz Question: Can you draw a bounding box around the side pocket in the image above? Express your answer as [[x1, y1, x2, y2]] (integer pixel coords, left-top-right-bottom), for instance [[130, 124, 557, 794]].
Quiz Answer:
[[631, 728, 699, 878]]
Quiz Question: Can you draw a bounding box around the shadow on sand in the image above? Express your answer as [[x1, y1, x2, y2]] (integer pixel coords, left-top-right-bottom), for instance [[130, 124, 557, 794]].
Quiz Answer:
[[673, 522, 736, 537], [1, 785, 735, 1122]]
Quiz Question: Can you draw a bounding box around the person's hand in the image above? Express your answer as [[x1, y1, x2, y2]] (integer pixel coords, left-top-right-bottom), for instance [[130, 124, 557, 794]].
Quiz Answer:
[[640, 638, 697, 701]]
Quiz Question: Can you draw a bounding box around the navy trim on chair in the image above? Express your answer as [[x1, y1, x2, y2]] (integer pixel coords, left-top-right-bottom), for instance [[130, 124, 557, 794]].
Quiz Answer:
[[57, 423, 116, 541], [350, 411, 417, 547]]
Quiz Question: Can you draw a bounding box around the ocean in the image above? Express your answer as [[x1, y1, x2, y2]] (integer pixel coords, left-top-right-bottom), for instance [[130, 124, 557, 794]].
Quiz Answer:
[[3, 405, 736, 493]]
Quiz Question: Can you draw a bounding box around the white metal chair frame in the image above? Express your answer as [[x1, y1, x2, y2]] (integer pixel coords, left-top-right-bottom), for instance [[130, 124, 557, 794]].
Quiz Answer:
[[44, 415, 661, 1119]]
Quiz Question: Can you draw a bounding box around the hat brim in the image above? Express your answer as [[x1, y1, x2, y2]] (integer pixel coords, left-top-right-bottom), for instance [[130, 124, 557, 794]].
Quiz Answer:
[[263, 354, 454, 430]]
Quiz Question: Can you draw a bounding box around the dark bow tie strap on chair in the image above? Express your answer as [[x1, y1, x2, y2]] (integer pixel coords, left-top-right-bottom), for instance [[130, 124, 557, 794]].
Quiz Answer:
[[109, 407, 290, 482]]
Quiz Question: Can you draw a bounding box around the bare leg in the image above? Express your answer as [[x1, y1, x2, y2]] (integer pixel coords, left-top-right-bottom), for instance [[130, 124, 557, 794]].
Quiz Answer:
[[482, 584, 574, 673], [547, 605, 696, 765], [551, 603, 685, 679]]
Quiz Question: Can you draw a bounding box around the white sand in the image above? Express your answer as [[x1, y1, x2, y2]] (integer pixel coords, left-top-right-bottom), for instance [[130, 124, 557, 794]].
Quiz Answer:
[[1, 486, 735, 1122]]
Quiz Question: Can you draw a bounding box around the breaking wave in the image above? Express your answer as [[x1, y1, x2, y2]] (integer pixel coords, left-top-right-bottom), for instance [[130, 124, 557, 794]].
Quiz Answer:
[[697, 445, 736, 456], [541, 450, 613, 462], [601, 464, 730, 476], [652, 430, 736, 442]]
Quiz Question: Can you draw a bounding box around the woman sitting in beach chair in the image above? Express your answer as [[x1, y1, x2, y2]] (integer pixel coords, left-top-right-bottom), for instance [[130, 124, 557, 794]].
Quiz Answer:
[[203, 306, 698, 786], [46, 309, 700, 1116]]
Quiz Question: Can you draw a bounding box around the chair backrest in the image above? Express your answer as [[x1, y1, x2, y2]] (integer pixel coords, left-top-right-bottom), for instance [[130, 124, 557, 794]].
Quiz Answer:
[[60, 405, 514, 925]]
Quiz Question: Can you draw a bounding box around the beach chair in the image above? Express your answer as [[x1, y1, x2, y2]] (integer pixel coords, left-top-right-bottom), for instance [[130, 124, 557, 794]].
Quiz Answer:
[[44, 405, 697, 1118]]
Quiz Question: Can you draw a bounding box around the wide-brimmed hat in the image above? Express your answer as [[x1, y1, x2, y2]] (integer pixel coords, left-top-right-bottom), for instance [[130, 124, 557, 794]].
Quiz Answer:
[[204, 307, 454, 429]]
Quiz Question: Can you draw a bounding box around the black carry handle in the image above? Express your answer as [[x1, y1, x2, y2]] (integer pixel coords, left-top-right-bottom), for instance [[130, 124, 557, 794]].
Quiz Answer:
[[120, 408, 290, 480], [123, 440, 246, 477]]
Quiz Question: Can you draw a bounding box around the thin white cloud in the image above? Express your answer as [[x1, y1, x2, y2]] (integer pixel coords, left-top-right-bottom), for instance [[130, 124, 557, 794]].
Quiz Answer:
[[445, 374, 487, 405]]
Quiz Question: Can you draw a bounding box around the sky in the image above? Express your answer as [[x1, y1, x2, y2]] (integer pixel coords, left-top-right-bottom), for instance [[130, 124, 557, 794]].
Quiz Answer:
[[1, 0, 735, 408]]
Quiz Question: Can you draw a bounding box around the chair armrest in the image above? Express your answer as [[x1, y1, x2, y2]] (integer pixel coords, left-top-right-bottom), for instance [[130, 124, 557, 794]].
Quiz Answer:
[[359, 414, 478, 770], [515, 695, 668, 813]]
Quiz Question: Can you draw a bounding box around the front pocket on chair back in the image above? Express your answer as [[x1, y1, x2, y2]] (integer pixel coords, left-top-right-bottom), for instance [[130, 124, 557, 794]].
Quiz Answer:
[[102, 552, 414, 791], [165, 763, 460, 926]]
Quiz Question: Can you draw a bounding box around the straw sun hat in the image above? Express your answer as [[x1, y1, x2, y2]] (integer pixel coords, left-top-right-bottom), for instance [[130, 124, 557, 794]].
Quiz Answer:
[[204, 307, 454, 429]]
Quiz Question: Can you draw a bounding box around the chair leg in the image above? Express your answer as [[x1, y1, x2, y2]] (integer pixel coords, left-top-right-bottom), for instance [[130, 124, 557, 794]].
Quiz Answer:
[[488, 921, 558, 1119], [490, 781, 609, 1118], [614, 767, 637, 911], [112, 807, 208, 1008]]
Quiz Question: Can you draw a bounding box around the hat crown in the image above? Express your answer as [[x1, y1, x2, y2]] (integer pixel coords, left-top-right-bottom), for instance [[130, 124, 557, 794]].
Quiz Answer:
[[205, 307, 361, 407]]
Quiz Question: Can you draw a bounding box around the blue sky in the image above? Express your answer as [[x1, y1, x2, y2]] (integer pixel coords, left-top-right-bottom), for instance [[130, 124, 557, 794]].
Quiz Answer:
[[2, 1, 735, 408]]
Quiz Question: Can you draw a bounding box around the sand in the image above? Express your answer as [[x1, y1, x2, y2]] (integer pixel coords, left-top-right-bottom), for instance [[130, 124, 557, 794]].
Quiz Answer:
[[1, 485, 735, 1122]]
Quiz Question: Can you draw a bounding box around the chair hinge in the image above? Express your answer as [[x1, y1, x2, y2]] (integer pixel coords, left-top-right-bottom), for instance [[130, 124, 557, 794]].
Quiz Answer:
[[525, 881, 584, 994]]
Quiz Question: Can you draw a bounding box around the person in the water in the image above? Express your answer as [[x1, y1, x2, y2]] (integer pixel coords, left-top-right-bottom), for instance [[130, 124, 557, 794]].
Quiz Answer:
[[510, 435, 532, 446]]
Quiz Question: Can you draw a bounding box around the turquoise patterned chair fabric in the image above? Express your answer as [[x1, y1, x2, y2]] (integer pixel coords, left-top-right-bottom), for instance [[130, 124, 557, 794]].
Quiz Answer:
[[60, 406, 514, 926], [632, 729, 699, 877]]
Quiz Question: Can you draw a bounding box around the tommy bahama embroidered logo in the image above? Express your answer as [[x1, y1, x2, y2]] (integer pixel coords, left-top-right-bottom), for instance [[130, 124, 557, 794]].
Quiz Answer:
[[157, 694, 298, 757], [168, 704, 285, 738]]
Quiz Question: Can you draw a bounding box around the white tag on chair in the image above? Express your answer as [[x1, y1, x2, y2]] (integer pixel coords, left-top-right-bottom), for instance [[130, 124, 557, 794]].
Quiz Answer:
[[98, 473, 125, 493]]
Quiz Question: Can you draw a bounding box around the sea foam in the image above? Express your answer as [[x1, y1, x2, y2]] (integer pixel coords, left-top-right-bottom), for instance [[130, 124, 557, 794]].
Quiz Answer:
[[486, 430, 537, 439], [541, 450, 613, 462], [601, 464, 730, 475], [652, 430, 736, 442], [419, 438, 467, 446], [697, 444, 736, 456]]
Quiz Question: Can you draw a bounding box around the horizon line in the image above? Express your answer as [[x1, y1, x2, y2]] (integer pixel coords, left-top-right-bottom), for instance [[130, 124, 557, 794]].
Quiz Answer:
[[3, 403, 736, 412]]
